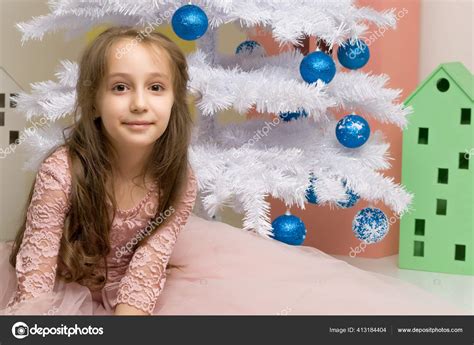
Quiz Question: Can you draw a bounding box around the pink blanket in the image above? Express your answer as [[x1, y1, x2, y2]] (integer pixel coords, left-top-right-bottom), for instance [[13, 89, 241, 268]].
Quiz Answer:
[[0, 215, 465, 315]]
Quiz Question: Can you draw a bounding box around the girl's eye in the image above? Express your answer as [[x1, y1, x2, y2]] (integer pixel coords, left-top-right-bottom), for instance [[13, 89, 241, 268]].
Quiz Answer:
[[150, 84, 164, 92], [112, 84, 128, 92]]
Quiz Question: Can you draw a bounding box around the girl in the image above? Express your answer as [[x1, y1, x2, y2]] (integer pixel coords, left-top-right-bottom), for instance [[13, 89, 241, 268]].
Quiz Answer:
[[2, 26, 197, 316], [0, 27, 465, 316]]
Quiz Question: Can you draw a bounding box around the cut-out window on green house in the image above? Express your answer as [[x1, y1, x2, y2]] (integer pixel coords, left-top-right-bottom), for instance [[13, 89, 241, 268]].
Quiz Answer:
[[459, 153, 469, 169], [414, 219, 425, 236], [460, 108, 471, 125], [436, 78, 450, 92], [414, 241, 424, 257], [9, 93, 18, 108], [436, 199, 447, 215], [9, 130, 19, 145], [418, 128, 429, 144], [437, 168, 448, 184], [454, 244, 466, 261]]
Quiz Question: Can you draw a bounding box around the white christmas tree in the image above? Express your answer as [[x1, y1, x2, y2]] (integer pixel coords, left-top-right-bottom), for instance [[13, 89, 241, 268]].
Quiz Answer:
[[13, 0, 412, 237]]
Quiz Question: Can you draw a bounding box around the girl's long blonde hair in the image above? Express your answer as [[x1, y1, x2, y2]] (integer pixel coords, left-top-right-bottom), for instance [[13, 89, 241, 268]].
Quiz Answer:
[[10, 26, 193, 290]]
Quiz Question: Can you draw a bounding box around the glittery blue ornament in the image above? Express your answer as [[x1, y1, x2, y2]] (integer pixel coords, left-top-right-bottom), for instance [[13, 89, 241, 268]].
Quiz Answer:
[[305, 175, 319, 204], [335, 114, 370, 148], [337, 180, 360, 208], [337, 39, 370, 70], [352, 207, 389, 243], [235, 40, 265, 56], [271, 211, 307, 245], [279, 108, 308, 122], [171, 4, 208, 41], [299, 51, 336, 84]]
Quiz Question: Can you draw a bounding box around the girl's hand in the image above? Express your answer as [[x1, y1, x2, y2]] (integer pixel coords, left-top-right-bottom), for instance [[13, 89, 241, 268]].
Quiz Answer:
[[114, 303, 149, 316]]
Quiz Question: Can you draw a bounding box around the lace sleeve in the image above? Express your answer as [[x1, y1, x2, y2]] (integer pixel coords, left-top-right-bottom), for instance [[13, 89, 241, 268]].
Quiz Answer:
[[116, 166, 198, 314], [7, 147, 71, 308]]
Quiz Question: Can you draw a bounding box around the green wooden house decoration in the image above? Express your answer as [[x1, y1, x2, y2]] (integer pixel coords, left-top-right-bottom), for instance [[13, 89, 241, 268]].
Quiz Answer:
[[399, 62, 473, 276]]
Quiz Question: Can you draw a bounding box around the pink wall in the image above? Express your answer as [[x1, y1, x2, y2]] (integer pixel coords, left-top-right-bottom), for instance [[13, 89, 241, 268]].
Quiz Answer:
[[249, 0, 420, 257]]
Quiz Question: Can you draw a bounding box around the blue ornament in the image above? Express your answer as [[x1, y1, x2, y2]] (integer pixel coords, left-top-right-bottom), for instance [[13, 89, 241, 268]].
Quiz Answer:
[[337, 180, 360, 208], [352, 208, 389, 243], [337, 39, 370, 70], [279, 108, 308, 122], [299, 51, 336, 84], [171, 5, 208, 41], [271, 211, 307, 245], [335, 114, 370, 148], [235, 40, 265, 56], [305, 175, 319, 204]]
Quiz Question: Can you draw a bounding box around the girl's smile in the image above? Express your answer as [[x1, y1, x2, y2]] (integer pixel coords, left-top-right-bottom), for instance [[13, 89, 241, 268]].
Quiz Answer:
[[122, 120, 156, 131]]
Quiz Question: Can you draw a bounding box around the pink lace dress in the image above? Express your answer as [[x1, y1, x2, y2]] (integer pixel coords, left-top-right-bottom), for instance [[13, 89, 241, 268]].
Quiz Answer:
[[0, 146, 197, 315], [0, 146, 466, 315]]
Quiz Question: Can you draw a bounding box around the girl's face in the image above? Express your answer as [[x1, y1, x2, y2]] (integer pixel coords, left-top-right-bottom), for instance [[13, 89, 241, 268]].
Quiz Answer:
[[96, 38, 174, 150]]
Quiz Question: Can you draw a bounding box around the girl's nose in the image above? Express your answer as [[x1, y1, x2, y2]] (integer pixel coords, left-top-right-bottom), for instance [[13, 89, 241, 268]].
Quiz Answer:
[[130, 91, 148, 113]]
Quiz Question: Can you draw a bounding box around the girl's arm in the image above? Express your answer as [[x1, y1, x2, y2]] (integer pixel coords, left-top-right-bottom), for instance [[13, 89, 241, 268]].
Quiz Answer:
[[114, 166, 198, 315], [7, 147, 71, 309]]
